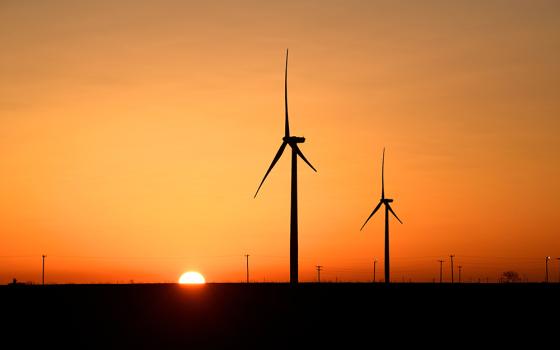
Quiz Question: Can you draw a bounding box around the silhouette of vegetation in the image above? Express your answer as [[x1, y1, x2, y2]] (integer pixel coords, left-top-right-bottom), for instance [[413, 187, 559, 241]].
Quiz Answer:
[[502, 271, 521, 283]]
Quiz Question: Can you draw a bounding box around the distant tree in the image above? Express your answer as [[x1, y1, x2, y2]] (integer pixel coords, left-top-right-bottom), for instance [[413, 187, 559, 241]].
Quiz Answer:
[[502, 271, 521, 283]]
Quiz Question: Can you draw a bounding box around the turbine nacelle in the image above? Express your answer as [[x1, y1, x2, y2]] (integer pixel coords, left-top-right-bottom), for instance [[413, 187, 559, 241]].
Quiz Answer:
[[283, 136, 306, 144], [382, 198, 393, 203]]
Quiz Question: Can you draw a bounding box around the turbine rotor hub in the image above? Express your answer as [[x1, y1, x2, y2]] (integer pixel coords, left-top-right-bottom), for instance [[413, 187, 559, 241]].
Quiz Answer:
[[283, 136, 305, 144]]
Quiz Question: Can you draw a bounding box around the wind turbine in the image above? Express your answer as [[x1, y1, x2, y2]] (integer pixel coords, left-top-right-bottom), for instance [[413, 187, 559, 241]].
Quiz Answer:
[[360, 148, 403, 284], [254, 49, 317, 284]]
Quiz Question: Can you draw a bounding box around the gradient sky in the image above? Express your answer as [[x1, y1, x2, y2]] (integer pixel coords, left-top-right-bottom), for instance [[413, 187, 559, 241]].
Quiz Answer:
[[1, 0, 559, 283]]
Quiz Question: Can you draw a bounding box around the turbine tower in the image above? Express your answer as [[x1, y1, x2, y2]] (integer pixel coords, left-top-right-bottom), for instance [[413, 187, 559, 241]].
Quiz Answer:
[[254, 49, 317, 284], [360, 148, 403, 284]]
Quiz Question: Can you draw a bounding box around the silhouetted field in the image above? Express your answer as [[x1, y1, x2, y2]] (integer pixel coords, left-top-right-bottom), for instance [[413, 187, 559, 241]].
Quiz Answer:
[[2, 283, 558, 348]]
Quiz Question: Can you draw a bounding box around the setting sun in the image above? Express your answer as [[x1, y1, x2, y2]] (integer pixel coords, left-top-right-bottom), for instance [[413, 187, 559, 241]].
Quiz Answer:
[[178, 272, 206, 284]]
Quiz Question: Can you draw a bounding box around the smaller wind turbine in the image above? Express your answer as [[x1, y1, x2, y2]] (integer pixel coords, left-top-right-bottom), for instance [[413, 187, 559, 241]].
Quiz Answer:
[[360, 148, 403, 284]]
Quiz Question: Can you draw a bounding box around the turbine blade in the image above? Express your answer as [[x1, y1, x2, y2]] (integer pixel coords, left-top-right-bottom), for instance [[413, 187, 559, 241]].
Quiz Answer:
[[381, 148, 385, 199], [254, 142, 287, 198], [294, 144, 317, 172], [387, 204, 403, 224], [284, 49, 290, 138], [360, 201, 383, 231]]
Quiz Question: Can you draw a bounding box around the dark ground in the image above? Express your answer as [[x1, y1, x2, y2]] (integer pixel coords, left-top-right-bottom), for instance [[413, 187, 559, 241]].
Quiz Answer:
[[2, 283, 558, 348]]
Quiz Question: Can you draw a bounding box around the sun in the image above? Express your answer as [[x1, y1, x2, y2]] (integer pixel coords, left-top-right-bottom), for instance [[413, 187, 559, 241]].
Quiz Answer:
[[178, 271, 206, 284]]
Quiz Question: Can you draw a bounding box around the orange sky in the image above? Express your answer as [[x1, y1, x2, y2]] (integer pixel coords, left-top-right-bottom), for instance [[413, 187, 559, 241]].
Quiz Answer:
[[1, 1, 559, 283]]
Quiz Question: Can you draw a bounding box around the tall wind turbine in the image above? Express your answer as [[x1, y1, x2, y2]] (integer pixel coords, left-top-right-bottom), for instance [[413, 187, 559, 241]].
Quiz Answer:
[[254, 49, 317, 284], [360, 148, 403, 284]]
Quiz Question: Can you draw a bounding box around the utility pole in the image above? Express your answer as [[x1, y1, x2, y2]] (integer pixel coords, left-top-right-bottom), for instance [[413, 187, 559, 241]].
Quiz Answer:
[[545, 256, 551, 283], [42, 254, 47, 285], [458, 265, 462, 283], [557, 258, 560, 283], [450, 254, 455, 283], [316, 265, 323, 283], [437, 260, 444, 283], [373, 259, 377, 283], [244, 254, 250, 283]]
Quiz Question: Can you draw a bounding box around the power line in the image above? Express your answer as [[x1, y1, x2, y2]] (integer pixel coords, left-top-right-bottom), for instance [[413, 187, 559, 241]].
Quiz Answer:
[[46, 254, 241, 260]]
